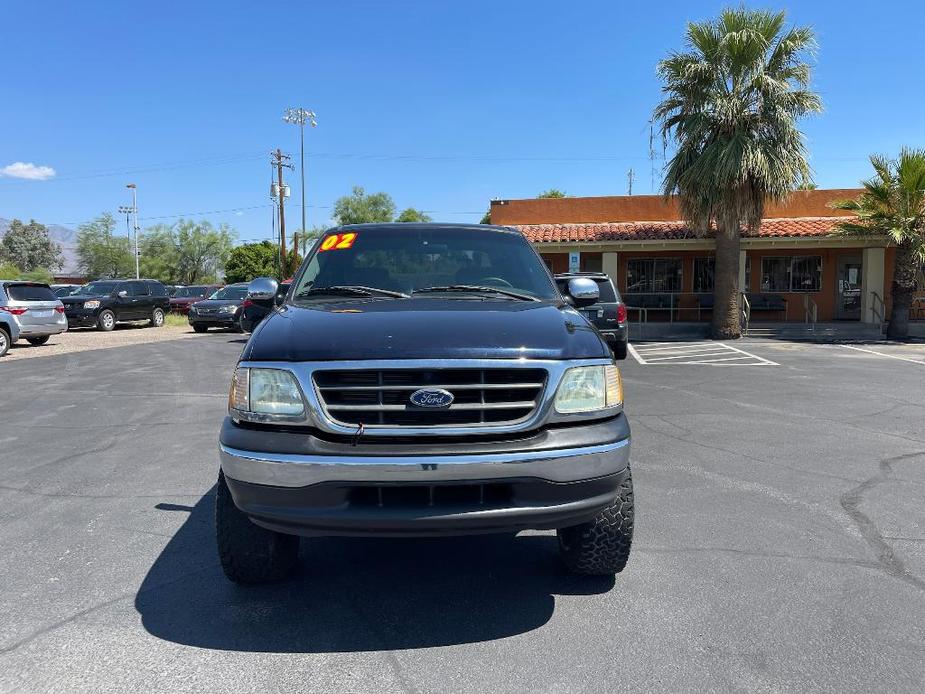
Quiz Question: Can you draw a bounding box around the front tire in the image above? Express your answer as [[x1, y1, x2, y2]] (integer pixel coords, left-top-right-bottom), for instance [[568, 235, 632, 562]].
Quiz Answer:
[[97, 310, 116, 332], [557, 469, 634, 575], [150, 308, 165, 328], [192, 323, 208, 333], [215, 470, 299, 584], [27, 335, 51, 346]]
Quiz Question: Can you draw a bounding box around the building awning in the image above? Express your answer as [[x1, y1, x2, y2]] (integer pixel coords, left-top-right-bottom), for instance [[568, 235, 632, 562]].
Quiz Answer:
[[515, 216, 847, 244]]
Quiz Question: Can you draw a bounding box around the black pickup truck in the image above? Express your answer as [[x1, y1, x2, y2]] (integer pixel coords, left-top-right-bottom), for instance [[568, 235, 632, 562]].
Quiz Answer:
[[217, 223, 634, 582]]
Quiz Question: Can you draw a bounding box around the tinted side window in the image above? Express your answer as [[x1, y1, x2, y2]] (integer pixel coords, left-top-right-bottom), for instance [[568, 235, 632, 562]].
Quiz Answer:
[[127, 281, 150, 296], [149, 282, 167, 297], [6, 284, 58, 301], [594, 280, 617, 303]]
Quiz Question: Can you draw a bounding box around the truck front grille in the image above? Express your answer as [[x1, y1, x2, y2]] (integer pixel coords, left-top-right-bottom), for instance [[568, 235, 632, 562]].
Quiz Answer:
[[313, 368, 547, 427]]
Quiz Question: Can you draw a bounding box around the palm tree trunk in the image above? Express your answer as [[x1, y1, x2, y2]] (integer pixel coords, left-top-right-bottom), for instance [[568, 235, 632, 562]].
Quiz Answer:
[[712, 220, 742, 339], [886, 240, 918, 340]]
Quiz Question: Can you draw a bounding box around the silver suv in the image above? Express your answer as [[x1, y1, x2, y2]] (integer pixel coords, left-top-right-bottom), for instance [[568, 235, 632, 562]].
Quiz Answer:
[[0, 281, 67, 357]]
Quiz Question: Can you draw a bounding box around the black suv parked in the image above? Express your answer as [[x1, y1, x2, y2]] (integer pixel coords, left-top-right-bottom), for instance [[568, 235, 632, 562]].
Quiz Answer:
[[61, 279, 170, 331], [555, 272, 629, 359], [217, 224, 633, 583]]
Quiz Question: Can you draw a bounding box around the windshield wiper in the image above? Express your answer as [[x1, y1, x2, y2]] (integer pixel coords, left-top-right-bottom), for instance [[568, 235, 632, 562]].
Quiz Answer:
[[295, 285, 410, 299], [412, 285, 540, 301]]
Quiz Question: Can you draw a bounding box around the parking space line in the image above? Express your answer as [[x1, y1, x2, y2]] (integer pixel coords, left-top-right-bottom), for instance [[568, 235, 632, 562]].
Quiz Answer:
[[840, 345, 925, 365], [627, 341, 778, 366]]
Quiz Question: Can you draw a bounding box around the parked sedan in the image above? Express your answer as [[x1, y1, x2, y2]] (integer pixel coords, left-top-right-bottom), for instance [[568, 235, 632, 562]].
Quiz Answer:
[[0, 281, 67, 355], [169, 285, 221, 314], [188, 283, 249, 332]]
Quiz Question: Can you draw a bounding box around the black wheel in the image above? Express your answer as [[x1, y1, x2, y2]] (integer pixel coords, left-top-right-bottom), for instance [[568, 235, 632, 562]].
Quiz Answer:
[[97, 310, 116, 332], [215, 470, 299, 584], [27, 335, 50, 346], [557, 469, 634, 575], [613, 340, 628, 360], [150, 307, 165, 328], [0, 327, 9, 357], [192, 323, 209, 333]]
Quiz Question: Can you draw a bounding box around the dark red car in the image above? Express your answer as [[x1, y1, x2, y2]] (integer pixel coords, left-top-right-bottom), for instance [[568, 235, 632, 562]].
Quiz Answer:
[[169, 285, 221, 314]]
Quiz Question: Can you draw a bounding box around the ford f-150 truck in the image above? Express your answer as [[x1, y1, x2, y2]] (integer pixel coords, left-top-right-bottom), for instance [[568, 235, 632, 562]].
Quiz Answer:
[[217, 223, 633, 582]]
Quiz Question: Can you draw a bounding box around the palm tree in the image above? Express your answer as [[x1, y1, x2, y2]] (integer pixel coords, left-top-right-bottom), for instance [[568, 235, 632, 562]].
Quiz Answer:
[[832, 149, 925, 339], [653, 7, 822, 338]]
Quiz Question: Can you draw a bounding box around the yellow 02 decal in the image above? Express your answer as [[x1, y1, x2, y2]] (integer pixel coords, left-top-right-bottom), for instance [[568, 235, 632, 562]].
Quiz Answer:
[[319, 232, 357, 252]]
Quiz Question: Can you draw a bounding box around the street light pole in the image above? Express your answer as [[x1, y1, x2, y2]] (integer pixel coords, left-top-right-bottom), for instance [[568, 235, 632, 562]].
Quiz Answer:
[[126, 184, 139, 279], [283, 107, 317, 244]]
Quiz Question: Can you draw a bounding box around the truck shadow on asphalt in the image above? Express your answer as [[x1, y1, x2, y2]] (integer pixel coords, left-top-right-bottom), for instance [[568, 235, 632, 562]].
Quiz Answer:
[[135, 488, 614, 652]]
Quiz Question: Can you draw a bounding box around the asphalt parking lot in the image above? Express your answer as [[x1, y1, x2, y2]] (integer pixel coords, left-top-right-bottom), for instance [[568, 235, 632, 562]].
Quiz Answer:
[[1, 336, 924, 693]]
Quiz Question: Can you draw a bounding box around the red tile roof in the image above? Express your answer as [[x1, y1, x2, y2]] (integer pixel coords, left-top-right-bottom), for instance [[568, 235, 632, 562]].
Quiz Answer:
[[515, 216, 847, 243]]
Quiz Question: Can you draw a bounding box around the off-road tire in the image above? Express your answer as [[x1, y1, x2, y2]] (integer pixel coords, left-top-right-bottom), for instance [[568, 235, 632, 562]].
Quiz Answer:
[[613, 341, 628, 360], [97, 310, 116, 332], [192, 323, 208, 333], [27, 335, 51, 346], [557, 469, 634, 575], [0, 327, 10, 357], [215, 470, 299, 584], [150, 308, 165, 328]]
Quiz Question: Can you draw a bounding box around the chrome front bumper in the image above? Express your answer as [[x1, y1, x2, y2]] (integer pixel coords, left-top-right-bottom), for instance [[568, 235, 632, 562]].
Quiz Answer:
[[220, 437, 630, 488]]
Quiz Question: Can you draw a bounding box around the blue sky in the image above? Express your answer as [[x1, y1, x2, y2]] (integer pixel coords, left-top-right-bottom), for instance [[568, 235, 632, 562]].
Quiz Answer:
[[2, 0, 923, 242]]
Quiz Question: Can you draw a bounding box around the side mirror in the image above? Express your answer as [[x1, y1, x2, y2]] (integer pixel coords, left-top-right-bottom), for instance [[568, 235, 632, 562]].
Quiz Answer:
[[248, 277, 279, 303], [567, 278, 599, 308]]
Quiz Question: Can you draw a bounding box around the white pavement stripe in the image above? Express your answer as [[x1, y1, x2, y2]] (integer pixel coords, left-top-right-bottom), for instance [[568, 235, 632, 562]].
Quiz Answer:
[[645, 350, 736, 362], [840, 345, 925, 365], [627, 341, 778, 366]]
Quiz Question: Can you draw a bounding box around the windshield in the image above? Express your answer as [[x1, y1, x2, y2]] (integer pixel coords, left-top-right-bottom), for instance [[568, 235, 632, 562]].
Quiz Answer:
[[173, 286, 209, 298], [210, 286, 248, 300], [53, 286, 77, 296], [74, 282, 118, 296], [292, 227, 557, 301]]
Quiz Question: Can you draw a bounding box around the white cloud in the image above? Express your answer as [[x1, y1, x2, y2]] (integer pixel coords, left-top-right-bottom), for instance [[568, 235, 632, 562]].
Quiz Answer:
[[1, 162, 56, 180], [234, 211, 245, 217]]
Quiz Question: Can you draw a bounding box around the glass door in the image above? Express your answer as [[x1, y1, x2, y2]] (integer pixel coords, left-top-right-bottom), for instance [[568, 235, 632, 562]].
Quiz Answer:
[[836, 255, 862, 320]]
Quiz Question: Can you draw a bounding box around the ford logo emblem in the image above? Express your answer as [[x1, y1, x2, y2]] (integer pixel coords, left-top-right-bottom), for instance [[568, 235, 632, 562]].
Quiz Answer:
[[409, 388, 455, 409]]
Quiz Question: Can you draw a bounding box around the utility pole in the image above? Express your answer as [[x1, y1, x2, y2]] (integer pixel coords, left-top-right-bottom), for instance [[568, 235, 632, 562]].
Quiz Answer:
[[122, 184, 139, 279], [270, 149, 293, 274], [283, 107, 317, 250], [626, 168, 635, 196]]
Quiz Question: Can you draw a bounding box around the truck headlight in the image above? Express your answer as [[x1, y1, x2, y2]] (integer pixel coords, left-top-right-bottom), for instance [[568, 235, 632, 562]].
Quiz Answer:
[[83, 300, 100, 309], [229, 367, 305, 419], [554, 365, 622, 413]]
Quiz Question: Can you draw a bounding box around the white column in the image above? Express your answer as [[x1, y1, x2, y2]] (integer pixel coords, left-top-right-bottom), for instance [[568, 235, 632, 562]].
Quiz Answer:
[[738, 250, 747, 293], [860, 247, 885, 324], [602, 252, 619, 287]]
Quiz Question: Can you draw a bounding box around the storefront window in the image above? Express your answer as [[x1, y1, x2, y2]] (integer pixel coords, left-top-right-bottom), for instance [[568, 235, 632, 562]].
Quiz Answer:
[[693, 257, 714, 293], [625, 258, 682, 293], [761, 256, 821, 292]]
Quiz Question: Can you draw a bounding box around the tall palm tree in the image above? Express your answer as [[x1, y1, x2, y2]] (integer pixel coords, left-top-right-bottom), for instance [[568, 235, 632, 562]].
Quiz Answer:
[[833, 149, 925, 339], [653, 8, 822, 338]]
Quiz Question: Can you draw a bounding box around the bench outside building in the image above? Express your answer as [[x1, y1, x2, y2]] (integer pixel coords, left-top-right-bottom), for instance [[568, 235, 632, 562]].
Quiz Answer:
[[490, 189, 925, 338]]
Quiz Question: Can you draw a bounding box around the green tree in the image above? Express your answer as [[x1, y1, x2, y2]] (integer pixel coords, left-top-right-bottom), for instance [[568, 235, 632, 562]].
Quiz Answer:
[[833, 149, 925, 339], [537, 189, 568, 199], [653, 7, 822, 338], [480, 209, 491, 224], [76, 213, 134, 279], [224, 241, 280, 283], [0, 261, 23, 279], [332, 186, 396, 225], [139, 225, 181, 282], [174, 220, 236, 284], [0, 219, 62, 272], [396, 208, 432, 223]]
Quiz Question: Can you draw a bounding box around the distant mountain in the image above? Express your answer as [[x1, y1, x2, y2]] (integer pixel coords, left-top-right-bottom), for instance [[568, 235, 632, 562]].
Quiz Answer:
[[0, 217, 80, 275]]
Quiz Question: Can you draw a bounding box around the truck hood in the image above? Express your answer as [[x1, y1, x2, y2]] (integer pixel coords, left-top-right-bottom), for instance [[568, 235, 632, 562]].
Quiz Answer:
[[243, 298, 609, 362]]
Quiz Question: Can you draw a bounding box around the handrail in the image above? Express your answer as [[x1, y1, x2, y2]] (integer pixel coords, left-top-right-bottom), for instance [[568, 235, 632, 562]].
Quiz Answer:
[[624, 305, 648, 340], [802, 295, 817, 332], [740, 292, 751, 336], [870, 290, 886, 332]]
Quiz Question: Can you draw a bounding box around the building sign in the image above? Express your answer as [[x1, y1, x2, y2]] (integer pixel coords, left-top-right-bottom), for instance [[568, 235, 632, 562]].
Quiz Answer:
[[568, 251, 580, 273]]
